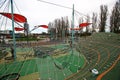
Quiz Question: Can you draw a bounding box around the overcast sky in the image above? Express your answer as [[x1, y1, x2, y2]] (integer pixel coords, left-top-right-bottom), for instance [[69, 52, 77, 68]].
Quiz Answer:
[[0, 0, 118, 33]]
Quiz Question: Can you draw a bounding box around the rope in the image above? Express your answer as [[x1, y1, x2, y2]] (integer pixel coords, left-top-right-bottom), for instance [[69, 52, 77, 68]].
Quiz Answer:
[[0, 16, 5, 30], [37, 0, 88, 18], [13, 0, 21, 14], [0, 0, 7, 9], [0, 0, 10, 30], [4, 0, 10, 30]]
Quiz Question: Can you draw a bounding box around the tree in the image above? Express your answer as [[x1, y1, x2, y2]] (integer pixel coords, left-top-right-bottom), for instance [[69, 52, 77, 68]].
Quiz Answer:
[[48, 22, 54, 40], [110, 0, 120, 33], [64, 16, 69, 38], [86, 15, 90, 33], [78, 17, 84, 33], [48, 16, 69, 40], [92, 12, 98, 32], [99, 5, 108, 32], [59, 17, 69, 40], [54, 19, 59, 40]]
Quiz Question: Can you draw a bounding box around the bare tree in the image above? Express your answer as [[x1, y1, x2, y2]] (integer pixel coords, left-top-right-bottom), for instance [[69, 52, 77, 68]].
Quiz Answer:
[[64, 16, 69, 39], [86, 15, 90, 33], [78, 17, 84, 33], [48, 16, 69, 40], [61, 17, 65, 39], [99, 5, 108, 32], [110, 0, 120, 33], [54, 19, 59, 40], [92, 12, 98, 32], [61, 17, 69, 40], [48, 22, 55, 40]]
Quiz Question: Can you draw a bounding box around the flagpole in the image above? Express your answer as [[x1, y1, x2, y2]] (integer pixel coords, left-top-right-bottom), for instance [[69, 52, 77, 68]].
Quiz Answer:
[[10, 0, 16, 59]]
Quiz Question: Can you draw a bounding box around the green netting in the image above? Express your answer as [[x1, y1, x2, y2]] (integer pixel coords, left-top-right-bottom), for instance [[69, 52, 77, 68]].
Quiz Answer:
[[35, 46, 85, 80], [0, 33, 120, 80], [51, 44, 68, 49], [0, 59, 37, 77], [0, 73, 20, 80]]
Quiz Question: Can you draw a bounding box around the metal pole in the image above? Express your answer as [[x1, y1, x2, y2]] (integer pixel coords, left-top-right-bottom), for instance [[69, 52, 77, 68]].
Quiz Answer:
[[71, 4, 74, 48], [10, 0, 16, 59]]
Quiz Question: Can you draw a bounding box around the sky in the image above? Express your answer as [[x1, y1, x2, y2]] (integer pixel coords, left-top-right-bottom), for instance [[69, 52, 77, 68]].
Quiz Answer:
[[0, 0, 118, 33]]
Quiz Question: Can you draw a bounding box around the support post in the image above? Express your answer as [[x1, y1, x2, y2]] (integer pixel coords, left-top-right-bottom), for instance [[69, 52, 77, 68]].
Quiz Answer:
[[11, 0, 16, 59], [71, 4, 74, 49]]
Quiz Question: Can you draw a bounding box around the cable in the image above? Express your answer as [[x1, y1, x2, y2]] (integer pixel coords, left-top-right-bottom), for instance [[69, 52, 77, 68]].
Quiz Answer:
[[37, 0, 88, 18], [0, 0, 9, 29], [38, 0, 72, 10], [13, 0, 21, 14], [0, 16, 5, 30], [4, 0, 10, 30], [0, 0, 7, 9], [0, 0, 11, 30]]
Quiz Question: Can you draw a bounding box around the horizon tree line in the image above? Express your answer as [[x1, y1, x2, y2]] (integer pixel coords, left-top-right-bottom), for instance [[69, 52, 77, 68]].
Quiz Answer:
[[48, 0, 120, 40]]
